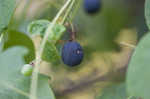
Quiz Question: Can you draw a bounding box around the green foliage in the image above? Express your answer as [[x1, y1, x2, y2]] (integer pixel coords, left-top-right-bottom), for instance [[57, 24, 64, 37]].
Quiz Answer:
[[145, 0, 150, 29], [28, 19, 66, 62], [0, 0, 144, 98], [0, 47, 55, 99], [48, 23, 66, 44], [0, 0, 16, 34], [28, 19, 66, 44], [27, 20, 50, 37], [3, 30, 35, 63], [127, 33, 150, 99], [42, 41, 60, 63]]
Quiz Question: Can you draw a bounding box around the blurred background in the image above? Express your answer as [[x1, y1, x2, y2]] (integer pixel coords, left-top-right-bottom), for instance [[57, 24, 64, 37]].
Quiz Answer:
[[8, 0, 147, 98]]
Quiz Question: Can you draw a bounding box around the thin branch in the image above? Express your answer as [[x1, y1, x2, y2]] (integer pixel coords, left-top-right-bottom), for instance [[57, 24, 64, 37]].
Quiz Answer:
[[69, 0, 82, 21], [61, 0, 76, 24], [120, 42, 136, 49], [29, 0, 72, 99]]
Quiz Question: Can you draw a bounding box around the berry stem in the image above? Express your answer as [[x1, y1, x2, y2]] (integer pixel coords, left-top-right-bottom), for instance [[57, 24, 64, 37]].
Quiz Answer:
[[70, 22, 76, 41]]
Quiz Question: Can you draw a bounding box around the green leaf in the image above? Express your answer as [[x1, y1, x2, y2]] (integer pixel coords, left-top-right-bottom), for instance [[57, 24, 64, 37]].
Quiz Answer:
[[48, 23, 66, 44], [28, 19, 66, 44], [3, 30, 35, 63], [96, 83, 127, 99], [0, 0, 16, 34], [0, 47, 55, 99], [28, 20, 65, 63], [27, 20, 50, 36], [127, 33, 150, 99], [42, 41, 60, 63], [145, 0, 150, 29]]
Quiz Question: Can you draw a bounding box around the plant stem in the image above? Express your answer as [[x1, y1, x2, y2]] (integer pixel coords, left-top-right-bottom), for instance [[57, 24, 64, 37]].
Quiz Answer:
[[69, 0, 81, 21], [29, 0, 72, 99], [61, 0, 76, 24]]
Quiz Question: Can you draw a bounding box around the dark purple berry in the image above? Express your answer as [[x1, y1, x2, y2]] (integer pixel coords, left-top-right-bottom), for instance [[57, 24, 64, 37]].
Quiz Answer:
[[61, 41, 84, 67], [83, 0, 101, 14]]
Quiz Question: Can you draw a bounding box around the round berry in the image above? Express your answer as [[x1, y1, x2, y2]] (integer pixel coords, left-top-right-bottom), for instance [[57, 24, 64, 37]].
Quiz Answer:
[[21, 64, 33, 76], [83, 0, 101, 14], [61, 41, 84, 67]]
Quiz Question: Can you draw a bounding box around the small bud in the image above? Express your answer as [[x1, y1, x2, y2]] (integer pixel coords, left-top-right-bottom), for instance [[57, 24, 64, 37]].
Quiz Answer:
[[21, 64, 33, 76]]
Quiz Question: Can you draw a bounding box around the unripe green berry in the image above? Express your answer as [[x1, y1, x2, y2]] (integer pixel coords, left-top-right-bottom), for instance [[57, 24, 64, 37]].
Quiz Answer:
[[21, 64, 33, 76]]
